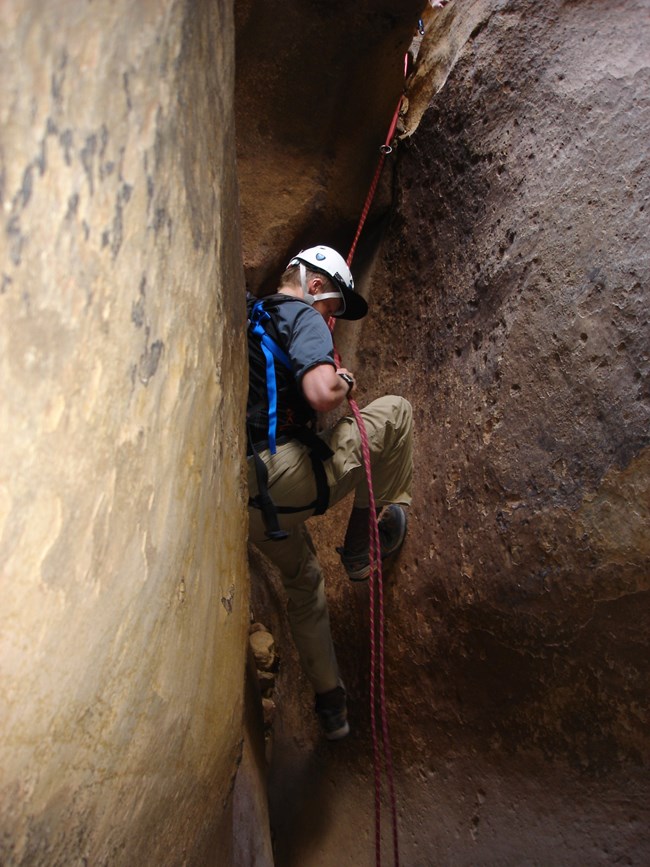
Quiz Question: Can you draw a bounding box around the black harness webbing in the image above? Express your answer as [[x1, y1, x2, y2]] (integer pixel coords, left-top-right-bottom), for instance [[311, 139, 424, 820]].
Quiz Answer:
[[248, 427, 333, 541]]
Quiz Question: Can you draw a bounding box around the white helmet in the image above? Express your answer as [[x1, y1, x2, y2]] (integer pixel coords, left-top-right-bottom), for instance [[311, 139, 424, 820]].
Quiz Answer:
[[287, 245, 368, 320]]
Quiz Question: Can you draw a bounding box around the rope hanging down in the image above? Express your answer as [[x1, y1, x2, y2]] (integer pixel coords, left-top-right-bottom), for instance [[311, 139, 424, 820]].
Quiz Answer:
[[329, 50, 409, 867]]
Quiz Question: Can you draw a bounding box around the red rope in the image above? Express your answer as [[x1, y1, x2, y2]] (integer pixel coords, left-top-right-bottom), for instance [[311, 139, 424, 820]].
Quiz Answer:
[[329, 51, 408, 867], [346, 55, 407, 267]]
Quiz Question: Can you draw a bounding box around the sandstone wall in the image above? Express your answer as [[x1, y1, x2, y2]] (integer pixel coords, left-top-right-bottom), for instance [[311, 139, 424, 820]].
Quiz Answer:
[[235, 0, 424, 295], [369, 0, 650, 769], [0, 2, 250, 864], [236, 0, 650, 863]]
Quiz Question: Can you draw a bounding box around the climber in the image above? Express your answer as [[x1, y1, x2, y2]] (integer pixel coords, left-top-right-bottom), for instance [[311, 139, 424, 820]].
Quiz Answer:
[[246, 244, 413, 740]]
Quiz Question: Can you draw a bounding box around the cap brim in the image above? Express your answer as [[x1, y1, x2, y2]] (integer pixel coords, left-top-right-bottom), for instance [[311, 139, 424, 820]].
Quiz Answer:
[[337, 287, 368, 321]]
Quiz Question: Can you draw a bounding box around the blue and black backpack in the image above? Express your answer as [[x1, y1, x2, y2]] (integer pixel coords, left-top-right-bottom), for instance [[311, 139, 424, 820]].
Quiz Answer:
[[246, 296, 332, 540]]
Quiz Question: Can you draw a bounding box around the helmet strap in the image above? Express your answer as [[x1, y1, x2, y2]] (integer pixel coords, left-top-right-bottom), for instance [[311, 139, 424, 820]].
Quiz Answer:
[[299, 263, 314, 306], [298, 263, 345, 315], [312, 291, 346, 316]]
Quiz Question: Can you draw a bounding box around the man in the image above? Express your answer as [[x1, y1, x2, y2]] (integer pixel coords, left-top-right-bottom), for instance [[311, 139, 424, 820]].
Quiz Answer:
[[246, 245, 413, 739]]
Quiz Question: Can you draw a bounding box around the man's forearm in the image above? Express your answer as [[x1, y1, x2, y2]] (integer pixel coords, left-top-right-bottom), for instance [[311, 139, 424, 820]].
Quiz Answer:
[[301, 364, 355, 412]]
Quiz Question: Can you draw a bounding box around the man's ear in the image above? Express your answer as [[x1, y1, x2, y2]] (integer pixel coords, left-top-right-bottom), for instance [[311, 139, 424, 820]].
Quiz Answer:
[[307, 275, 325, 297]]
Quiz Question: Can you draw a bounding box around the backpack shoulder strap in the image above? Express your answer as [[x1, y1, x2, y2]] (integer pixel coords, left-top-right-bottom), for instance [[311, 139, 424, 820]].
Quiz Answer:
[[248, 300, 292, 371]]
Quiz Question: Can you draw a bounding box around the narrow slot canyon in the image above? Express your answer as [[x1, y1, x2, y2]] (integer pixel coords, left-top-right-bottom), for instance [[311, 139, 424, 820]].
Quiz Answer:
[[1, 1, 649, 865]]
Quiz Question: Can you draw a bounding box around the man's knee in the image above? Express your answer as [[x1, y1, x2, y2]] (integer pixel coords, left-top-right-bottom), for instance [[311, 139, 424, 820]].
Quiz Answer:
[[366, 394, 413, 435], [393, 395, 413, 430]]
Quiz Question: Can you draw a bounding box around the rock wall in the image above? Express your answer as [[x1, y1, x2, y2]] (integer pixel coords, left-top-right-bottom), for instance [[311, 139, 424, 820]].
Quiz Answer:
[[4, 0, 645, 862], [371, 0, 650, 766], [237, 0, 650, 864], [0, 2, 251, 864], [235, 0, 425, 295], [351, 0, 650, 860]]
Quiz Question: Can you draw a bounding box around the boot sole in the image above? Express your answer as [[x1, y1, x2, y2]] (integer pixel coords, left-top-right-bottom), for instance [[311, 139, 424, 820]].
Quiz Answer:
[[340, 506, 408, 581]]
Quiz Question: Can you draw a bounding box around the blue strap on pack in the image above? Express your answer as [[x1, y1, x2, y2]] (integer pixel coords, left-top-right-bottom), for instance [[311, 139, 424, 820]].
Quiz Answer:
[[249, 301, 292, 454]]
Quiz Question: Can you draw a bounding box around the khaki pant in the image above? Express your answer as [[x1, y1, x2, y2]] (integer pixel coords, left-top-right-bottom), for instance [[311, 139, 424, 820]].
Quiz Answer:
[[248, 395, 413, 694]]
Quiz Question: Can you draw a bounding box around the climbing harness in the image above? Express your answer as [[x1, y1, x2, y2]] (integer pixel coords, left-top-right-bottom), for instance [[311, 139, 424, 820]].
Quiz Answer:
[[247, 299, 332, 541]]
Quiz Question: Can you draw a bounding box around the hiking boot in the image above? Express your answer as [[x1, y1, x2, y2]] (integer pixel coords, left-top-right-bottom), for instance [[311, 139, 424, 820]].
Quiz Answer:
[[337, 504, 408, 582], [315, 685, 350, 741]]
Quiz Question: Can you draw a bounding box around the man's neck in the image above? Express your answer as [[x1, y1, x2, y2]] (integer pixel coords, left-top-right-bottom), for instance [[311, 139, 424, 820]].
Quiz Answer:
[[278, 286, 303, 299]]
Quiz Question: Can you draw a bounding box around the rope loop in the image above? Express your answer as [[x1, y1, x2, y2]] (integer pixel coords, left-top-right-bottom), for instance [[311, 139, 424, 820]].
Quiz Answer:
[[328, 46, 412, 867]]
